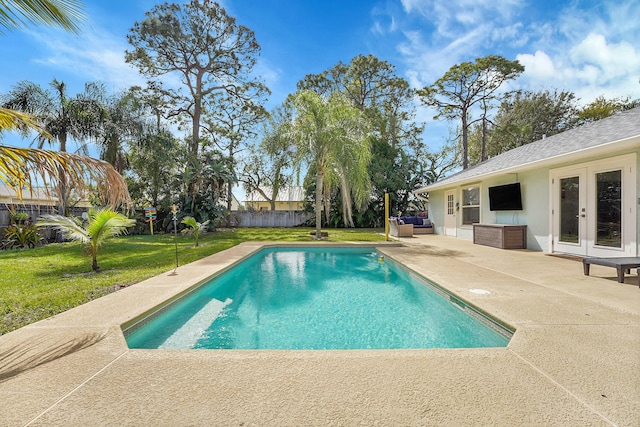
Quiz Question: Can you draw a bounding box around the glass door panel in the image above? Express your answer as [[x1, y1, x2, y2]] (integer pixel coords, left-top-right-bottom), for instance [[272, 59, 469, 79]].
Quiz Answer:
[[595, 170, 622, 248], [559, 176, 580, 243]]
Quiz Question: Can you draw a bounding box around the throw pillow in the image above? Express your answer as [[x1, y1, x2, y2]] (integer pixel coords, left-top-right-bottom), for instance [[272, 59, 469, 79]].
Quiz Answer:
[[422, 218, 431, 226], [398, 219, 405, 225]]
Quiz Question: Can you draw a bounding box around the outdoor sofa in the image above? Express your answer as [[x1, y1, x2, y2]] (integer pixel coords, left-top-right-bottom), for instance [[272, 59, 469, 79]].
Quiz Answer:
[[389, 216, 434, 237]]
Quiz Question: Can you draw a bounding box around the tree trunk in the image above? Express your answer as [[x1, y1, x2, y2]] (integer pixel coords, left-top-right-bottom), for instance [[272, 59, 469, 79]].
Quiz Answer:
[[323, 181, 331, 223], [92, 254, 100, 272], [188, 92, 202, 214], [57, 133, 68, 216], [270, 179, 281, 211], [462, 108, 469, 169], [315, 171, 323, 239], [226, 184, 233, 227], [340, 175, 354, 227], [226, 145, 234, 227], [192, 95, 202, 157], [481, 116, 487, 162]]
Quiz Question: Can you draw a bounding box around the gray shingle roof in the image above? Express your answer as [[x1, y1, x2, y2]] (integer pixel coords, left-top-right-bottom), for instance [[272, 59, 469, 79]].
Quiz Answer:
[[416, 107, 640, 193]]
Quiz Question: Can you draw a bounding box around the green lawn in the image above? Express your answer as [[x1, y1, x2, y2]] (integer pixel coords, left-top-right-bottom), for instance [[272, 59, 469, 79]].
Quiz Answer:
[[0, 227, 385, 335]]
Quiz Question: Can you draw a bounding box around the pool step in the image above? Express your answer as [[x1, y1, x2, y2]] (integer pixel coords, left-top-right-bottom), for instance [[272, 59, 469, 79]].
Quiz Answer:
[[158, 298, 232, 349]]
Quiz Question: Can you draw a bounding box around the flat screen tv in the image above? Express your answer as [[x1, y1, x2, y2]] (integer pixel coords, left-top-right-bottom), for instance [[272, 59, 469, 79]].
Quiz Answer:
[[488, 183, 523, 211]]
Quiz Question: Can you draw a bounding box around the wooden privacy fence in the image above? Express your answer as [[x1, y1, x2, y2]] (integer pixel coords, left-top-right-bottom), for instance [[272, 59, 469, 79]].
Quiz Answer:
[[233, 210, 312, 227], [0, 204, 88, 228]]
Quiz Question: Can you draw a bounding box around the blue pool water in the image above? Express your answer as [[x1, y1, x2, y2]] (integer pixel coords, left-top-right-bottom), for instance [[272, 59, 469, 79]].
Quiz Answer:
[[125, 247, 511, 350]]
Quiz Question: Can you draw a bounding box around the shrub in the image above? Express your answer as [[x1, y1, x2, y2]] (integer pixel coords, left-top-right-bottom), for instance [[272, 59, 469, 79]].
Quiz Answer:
[[1, 211, 42, 249]]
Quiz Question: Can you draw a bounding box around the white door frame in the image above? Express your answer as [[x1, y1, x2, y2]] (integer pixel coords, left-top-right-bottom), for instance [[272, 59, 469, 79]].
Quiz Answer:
[[551, 167, 587, 255], [550, 153, 637, 257], [444, 190, 457, 237]]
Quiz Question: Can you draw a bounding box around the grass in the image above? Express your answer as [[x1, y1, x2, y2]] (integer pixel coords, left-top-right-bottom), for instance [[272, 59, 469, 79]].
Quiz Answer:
[[0, 227, 385, 335]]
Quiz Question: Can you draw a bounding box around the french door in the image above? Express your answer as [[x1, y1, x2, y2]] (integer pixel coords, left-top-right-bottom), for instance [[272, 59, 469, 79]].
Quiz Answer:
[[444, 190, 457, 236], [551, 155, 636, 257], [553, 169, 587, 254]]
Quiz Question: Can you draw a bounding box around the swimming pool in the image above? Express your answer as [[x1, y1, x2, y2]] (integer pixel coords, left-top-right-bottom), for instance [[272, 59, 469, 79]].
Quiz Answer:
[[124, 247, 512, 350]]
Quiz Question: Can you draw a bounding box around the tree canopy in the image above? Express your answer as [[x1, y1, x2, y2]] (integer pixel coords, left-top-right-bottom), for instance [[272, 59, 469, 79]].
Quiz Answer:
[[418, 55, 524, 169], [290, 91, 371, 234], [292, 55, 431, 225], [125, 0, 267, 158]]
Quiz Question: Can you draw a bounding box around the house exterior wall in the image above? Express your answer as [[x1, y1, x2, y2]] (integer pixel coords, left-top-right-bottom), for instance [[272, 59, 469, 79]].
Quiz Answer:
[[636, 149, 640, 256], [244, 201, 304, 211], [428, 170, 548, 250], [429, 194, 446, 237], [475, 169, 549, 251], [426, 146, 639, 254]]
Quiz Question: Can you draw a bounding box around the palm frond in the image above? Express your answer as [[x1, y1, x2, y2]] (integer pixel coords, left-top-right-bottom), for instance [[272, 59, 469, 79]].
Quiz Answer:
[[0, 0, 85, 34], [0, 107, 52, 139], [36, 214, 89, 243], [181, 216, 209, 233], [181, 216, 198, 230], [85, 208, 135, 246], [0, 145, 131, 207]]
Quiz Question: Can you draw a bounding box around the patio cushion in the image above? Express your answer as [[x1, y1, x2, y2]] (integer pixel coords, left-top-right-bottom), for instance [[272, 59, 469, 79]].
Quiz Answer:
[[400, 216, 433, 228]]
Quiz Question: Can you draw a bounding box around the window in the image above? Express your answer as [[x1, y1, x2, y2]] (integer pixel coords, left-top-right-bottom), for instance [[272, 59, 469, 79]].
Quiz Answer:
[[462, 186, 480, 225]]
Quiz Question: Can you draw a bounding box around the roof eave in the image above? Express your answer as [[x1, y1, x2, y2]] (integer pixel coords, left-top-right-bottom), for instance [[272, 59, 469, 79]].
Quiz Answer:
[[414, 135, 640, 194]]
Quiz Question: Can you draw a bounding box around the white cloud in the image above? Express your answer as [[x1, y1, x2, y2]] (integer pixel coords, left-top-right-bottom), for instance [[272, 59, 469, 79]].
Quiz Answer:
[[570, 33, 640, 80], [371, 20, 385, 35], [370, 2, 401, 36], [253, 58, 281, 88], [516, 30, 640, 104], [491, 23, 526, 47], [397, 30, 453, 85], [516, 50, 556, 80], [401, 0, 523, 38], [29, 27, 145, 92], [395, 0, 530, 88]]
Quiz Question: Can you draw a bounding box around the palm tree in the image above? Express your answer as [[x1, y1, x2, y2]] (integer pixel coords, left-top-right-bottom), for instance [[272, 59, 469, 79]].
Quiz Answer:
[[99, 89, 145, 174], [2, 79, 109, 213], [36, 207, 136, 272], [0, 0, 130, 208], [0, 86, 129, 209], [0, 0, 84, 34], [290, 91, 372, 237], [181, 216, 209, 247]]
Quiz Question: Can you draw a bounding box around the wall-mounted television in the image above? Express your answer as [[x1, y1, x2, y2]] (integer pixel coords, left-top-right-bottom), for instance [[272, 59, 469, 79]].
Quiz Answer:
[[488, 183, 523, 211]]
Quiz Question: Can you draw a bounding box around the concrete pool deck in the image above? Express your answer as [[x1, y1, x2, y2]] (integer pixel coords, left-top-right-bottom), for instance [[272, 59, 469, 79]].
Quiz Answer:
[[1, 236, 639, 426]]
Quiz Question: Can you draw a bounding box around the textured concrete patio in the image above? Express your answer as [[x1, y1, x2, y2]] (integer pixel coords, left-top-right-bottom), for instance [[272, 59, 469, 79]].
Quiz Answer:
[[1, 235, 638, 426]]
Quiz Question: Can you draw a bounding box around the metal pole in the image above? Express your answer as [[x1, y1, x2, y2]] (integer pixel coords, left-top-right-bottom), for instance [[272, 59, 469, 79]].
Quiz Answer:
[[384, 193, 389, 241], [171, 205, 179, 272]]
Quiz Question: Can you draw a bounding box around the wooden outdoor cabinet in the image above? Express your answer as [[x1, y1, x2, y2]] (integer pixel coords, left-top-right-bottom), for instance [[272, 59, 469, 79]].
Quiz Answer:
[[473, 224, 527, 249]]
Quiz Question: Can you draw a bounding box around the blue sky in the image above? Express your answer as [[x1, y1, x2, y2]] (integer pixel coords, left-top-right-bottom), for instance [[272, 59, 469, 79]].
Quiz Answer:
[[2, 0, 639, 154]]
